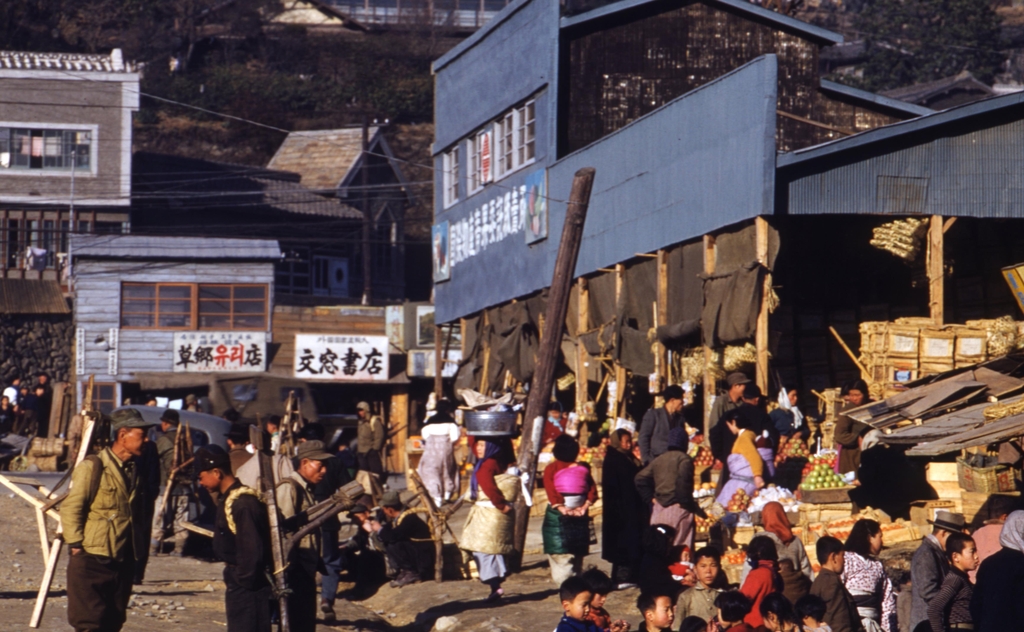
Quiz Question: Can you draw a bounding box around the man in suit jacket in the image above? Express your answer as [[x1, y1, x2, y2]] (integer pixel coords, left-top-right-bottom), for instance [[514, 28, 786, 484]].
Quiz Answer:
[[638, 385, 685, 464]]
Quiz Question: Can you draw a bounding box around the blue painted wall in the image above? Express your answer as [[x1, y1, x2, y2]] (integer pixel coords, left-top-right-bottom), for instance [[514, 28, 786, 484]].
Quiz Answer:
[[435, 56, 779, 322]]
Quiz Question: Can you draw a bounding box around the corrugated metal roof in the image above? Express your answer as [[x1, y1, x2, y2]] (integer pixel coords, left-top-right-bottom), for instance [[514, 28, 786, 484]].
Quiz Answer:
[[819, 80, 933, 117], [559, 0, 843, 44], [268, 128, 378, 192], [0, 49, 136, 73], [0, 280, 69, 315], [71, 235, 281, 260], [880, 71, 994, 105]]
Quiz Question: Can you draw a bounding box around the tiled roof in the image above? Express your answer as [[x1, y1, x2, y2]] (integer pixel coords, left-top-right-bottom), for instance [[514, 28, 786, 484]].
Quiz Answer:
[[0, 280, 69, 314], [0, 49, 135, 73], [268, 128, 377, 192]]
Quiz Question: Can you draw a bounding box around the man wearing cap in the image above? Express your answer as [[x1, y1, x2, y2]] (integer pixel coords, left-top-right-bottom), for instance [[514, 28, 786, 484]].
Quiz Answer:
[[910, 510, 966, 632], [225, 422, 254, 475], [62, 408, 156, 632], [195, 447, 272, 632], [638, 385, 685, 464], [708, 373, 751, 490], [276, 440, 333, 631], [367, 490, 434, 587], [152, 408, 191, 556], [356, 401, 385, 477], [343, 496, 388, 595]]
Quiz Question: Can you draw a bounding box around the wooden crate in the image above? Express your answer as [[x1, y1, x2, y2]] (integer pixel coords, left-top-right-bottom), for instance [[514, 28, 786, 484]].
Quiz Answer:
[[958, 458, 1017, 493], [799, 486, 853, 505], [799, 503, 855, 525], [910, 500, 957, 536], [962, 491, 1021, 527]]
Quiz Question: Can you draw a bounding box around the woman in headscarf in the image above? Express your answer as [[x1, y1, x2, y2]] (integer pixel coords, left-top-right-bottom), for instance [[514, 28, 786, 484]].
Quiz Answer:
[[756, 501, 812, 603], [459, 437, 519, 602], [542, 434, 597, 584], [602, 428, 648, 588], [971, 509, 1024, 631], [416, 399, 462, 507], [842, 519, 897, 632], [715, 409, 765, 507]]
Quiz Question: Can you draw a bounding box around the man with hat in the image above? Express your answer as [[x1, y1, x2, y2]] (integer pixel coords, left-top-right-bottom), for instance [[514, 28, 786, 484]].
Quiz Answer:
[[276, 439, 334, 631], [638, 384, 686, 464], [355, 401, 385, 477], [195, 447, 272, 632], [152, 408, 192, 556], [910, 510, 967, 632], [224, 422, 254, 475], [62, 408, 156, 632], [367, 490, 435, 587]]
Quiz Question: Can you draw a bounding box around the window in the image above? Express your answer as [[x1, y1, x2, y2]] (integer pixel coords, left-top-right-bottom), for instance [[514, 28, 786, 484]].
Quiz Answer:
[[494, 99, 536, 178], [93, 382, 117, 415], [467, 130, 492, 194], [442, 145, 460, 208], [120, 283, 268, 330], [0, 128, 91, 170]]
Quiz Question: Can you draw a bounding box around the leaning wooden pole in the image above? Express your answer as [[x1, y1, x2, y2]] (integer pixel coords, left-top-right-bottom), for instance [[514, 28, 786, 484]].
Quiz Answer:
[[512, 167, 595, 560]]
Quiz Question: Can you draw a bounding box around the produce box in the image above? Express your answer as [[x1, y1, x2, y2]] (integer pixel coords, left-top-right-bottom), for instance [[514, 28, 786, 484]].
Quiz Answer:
[[799, 486, 853, 505], [722, 549, 747, 585], [799, 502, 855, 525], [880, 520, 921, 544], [910, 500, 957, 535], [958, 457, 1016, 494], [732, 526, 762, 546], [961, 491, 1020, 526]]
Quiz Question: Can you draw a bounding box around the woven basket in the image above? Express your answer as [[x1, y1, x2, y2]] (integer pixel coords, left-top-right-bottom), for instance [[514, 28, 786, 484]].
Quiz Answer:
[[957, 457, 1016, 494]]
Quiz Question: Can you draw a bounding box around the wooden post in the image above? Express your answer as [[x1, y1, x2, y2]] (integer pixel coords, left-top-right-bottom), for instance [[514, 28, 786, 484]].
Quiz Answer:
[[391, 385, 409, 478], [657, 249, 669, 388], [478, 310, 491, 395], [434, 325, 443, 399], [755, 217, 770, 393], [514, 167, 595, 559], [250, 425, 291, 632], [928, 215, 944, 325], [702, 234, 717, 440], [613, 263, 626, 417], [576, 277, 590, 416]]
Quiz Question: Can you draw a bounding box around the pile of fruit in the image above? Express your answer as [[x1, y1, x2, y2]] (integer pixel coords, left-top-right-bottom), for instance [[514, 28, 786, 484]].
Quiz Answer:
[[695, 482, 716, 498], [691, 445, 714, 469], [801, 453, 837, 477], [800, 462, 847, 491], [579, 446, 606, 464], [723, 550, 747, 566], [775, 437, 811, 465], [695, 515, 715, 538], [726, 488, 750, 513]]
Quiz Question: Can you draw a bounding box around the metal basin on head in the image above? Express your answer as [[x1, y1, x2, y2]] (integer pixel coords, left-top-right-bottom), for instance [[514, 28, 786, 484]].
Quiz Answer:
[[463, 410, 518, 437]]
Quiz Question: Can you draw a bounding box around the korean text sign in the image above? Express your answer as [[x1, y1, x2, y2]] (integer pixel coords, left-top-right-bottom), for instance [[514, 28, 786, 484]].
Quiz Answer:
[[293, 334, 389, 381], [173, 332, 267, 372]]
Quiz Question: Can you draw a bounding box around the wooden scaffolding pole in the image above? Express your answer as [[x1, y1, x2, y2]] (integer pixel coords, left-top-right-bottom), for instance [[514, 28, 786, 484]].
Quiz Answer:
[[576, 277, 590, 415], [613, 263, 626, 417], [478, 310, 491, 395], [657, 249, 669, 388], [755, 217, 771, 393], [702, 234, 717, 440], [434, 325, 443, 399], [928, 215, 945, 325]]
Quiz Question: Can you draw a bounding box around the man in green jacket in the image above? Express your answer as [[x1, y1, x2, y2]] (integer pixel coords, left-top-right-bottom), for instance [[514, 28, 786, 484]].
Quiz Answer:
[[61, 408, 156, 632], [151, 408, 192, 555], [355, 401, 385, 476]]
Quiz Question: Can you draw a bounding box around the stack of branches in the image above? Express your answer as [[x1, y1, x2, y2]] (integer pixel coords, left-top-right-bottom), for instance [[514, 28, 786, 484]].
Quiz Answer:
[[870, 218, 928, 261]]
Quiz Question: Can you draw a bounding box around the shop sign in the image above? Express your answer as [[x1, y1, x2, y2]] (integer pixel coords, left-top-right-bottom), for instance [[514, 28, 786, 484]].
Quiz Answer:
[[173, 331, 267, 372], [293, 334, 389, 381]]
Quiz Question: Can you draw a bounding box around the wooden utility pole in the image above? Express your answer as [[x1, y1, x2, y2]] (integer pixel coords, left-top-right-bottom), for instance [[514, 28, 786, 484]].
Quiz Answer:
[[576, 278, 590, 416], [361, 117, 373, 306], [702, 234, 717, 440], [513, 167, 595, 558], [928, 215, 944, 324], [755, 217, 771, 393], [656, 249, 669, 388]]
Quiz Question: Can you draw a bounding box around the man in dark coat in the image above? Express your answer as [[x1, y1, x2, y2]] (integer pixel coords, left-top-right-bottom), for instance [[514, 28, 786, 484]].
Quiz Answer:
[[910, 511, 965, 632], [834, 380, 871, 476], [195, 447, 272, 632], [971, 509, 1024, 632], [602, 428, 648, 588], [638, 385, 685, 464], [708, 373, 750, 493], [369, 491, 434, 586]]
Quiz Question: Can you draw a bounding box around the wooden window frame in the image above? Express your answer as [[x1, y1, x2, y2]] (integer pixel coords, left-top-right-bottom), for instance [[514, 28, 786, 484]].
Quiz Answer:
[[120, 282, 269, 331], [92, 382, 119, 416]]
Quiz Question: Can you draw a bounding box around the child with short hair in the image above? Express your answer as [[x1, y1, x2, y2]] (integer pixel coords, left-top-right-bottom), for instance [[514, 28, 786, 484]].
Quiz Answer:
[[676, 546, 724, 622], [759, 593, 798, 632], [636, 592, 676, 632], [795, 594, 831, 632], [581, 568, 630, 632], [714, 591, 755, 632], [926, 532, 979, 632], [809, 536, 859, 632], [557, 577, 600, 632]]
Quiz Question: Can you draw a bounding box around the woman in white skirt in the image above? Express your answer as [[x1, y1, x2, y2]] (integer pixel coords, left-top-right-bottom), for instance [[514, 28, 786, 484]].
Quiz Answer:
[[416, 400, 462, 507]]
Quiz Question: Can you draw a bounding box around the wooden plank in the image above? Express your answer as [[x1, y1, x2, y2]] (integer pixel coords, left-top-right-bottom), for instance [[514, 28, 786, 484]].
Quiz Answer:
[[35, 509, 49, 567], [391, 386, 409, 475], [899, 382, 986, 419], [614, 263, 626, 418], [972, 367, 1024, 397], [479, 310, 491, 394], [909, 412, 1024, 455], [755, 217, 770, 393], [703, 234, 716, 439], [928, 215, 944, 325], [28, 538, 61, 628]]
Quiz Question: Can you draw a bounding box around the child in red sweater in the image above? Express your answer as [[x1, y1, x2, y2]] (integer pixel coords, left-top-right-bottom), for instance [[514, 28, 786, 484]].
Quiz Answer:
[[740, 536, 783, 628]]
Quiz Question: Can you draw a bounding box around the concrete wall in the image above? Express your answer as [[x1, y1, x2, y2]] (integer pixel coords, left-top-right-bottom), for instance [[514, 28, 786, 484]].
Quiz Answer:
[[0, 73, 139, 206], [435, 55, 779, 322]]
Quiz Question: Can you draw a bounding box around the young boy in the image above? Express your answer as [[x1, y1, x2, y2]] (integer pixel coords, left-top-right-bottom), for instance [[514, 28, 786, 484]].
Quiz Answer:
[[795, 594, 831, 632], [676, 547, 724, 622], [581, 568, 630, 632], [637, 592, 676, 632], [926, 532, 978, 632], [714, 591, 755, 632], [557, 577, 600, 632], [809, 536, 860, 632]]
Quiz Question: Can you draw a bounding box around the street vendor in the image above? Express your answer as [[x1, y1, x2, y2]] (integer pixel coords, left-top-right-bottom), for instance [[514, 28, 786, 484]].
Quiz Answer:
[[834, 380, 872, 476], [195, 447, 272, 632], [417, 399, 462, 507], [635, 427, 703, 549], [543, 434, 598, 584], [708, 373, 750, 469], [460, 437, 519, 602], [715, 409, 765, 506]]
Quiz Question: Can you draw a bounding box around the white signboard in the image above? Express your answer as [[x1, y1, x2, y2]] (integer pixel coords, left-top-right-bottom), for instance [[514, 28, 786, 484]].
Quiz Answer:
[[407, 349, 461, 378], [294, 334, 389, 381], [173, 331, 267, 372], [385, 305, 404, 349]]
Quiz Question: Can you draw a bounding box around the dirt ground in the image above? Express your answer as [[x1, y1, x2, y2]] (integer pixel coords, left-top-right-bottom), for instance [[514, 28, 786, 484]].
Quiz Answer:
[[0, 492, 645, 632]]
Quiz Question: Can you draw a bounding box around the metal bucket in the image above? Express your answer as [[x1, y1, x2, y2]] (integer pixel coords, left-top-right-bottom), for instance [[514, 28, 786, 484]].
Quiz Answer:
[[464, 410, 519, 437]]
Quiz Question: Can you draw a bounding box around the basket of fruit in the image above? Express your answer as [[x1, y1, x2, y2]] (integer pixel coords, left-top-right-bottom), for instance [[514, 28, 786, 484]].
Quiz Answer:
[[691, 445, 715, 473], [725, 488, 751, 513], [799, 462, 853, 504], [695, 515, 716, 541], [776, 437, 812, 465], [722, 549, 747, 585]]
